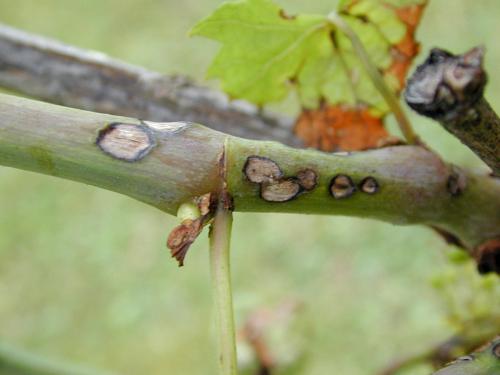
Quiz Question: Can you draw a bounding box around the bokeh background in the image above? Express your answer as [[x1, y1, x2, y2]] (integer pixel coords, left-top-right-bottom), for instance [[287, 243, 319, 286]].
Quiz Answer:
[[0, 1, 499, 374]]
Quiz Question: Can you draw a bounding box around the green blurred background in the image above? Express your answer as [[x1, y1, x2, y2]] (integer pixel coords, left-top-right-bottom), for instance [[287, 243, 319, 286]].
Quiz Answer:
[[0, 1, 499, 374]]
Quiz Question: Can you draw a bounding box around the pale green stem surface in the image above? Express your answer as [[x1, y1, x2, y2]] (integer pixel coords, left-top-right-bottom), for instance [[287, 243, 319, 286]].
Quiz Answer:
[[327, 12, 419, 145], [225, 137, 500, 250], [209, 203, 238, 375], [0, 93, 499, 251]]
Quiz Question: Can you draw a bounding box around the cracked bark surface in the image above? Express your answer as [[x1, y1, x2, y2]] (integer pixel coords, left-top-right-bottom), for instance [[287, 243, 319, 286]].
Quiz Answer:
[[405, 47, 500, 176]]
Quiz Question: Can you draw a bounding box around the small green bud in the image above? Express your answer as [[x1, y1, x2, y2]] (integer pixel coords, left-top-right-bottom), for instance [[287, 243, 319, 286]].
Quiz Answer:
[[177, 202, 200, 222]]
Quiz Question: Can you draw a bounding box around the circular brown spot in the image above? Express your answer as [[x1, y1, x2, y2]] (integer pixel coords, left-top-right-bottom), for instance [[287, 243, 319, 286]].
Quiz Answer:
[[261, 179, 301, 202], [297, 169, 318, 191], [97, 123, 155, 162], [243, 156, 283, 184], [360, 177, 379, 194], [329, 175, 356, 199]]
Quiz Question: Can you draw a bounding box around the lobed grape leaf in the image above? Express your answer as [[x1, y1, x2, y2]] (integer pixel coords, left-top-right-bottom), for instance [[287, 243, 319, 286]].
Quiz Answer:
[[190, 0, 330, 105], [192, 0, 427, 151]]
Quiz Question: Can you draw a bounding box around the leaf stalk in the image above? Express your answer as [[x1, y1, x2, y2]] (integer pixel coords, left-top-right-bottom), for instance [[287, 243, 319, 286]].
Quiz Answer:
[[209, 199, 238, 375], [327, 12, 419, 145]]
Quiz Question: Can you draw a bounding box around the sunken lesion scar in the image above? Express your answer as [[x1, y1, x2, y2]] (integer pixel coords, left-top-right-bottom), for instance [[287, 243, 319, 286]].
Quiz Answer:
[[243, 155, 380, 203]]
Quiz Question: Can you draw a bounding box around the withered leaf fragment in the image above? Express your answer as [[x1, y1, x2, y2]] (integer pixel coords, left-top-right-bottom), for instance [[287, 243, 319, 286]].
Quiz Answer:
[[167, 218, 204, 267], [167, 193, 214, 267]]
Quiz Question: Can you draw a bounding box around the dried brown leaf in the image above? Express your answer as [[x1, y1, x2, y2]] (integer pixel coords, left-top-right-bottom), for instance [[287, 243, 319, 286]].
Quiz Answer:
[[295, 105, 392, 151], [386, 2, 427, 90], [167, 218, 204, 267]]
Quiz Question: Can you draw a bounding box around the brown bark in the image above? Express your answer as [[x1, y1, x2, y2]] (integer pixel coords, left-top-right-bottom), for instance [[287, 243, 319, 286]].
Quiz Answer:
[[405, 47, 500, 176]]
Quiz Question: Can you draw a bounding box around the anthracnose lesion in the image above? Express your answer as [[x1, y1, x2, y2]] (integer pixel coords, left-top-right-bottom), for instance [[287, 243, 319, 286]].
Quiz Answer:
[[243, 156, 318, 203], [96, 122, 156, 162]]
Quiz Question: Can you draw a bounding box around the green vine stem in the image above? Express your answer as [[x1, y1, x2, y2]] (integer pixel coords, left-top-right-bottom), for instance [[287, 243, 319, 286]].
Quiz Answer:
[[0, 93, 499, 259], [327, 12, 419, 145], [0, 340, 116, 375], [209, 199, 238, 375]]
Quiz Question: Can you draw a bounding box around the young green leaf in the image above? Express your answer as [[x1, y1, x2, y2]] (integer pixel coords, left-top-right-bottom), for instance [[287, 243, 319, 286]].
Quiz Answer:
[[190, 0, 330, 105], [192, 0, 425, 109]]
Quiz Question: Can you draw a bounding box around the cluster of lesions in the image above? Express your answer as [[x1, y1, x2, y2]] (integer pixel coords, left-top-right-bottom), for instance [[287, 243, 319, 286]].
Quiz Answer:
[[243, 156, 380, 202], [329, 175, 379, 199], [243, 156, 318, 202]]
